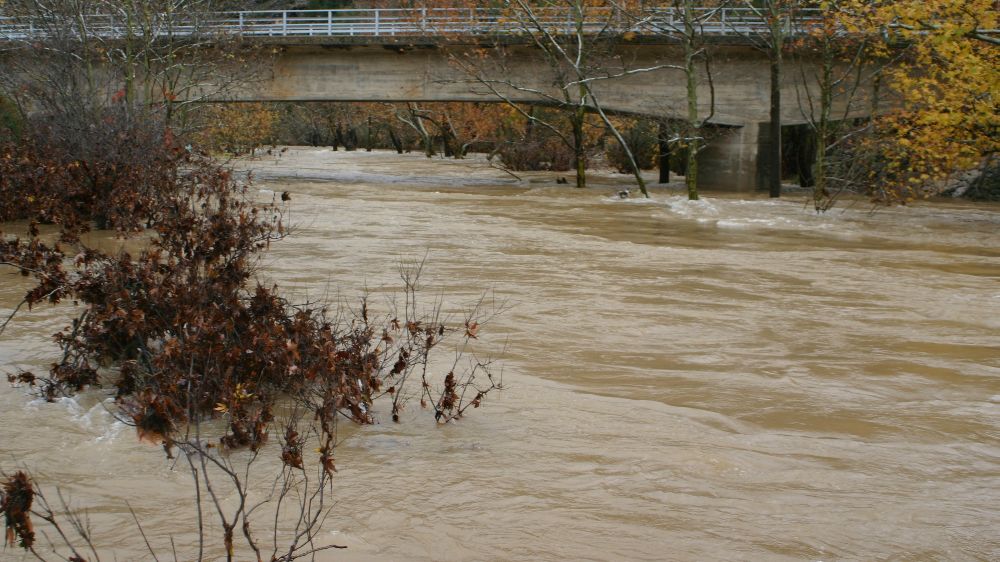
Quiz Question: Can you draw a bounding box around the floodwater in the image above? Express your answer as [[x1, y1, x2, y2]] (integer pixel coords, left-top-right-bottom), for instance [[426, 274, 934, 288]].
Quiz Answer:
[[2, 148, 999, 561]]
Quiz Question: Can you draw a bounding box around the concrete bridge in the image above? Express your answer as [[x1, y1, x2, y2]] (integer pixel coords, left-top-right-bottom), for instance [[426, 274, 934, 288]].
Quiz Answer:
[[258, 43, 838, 190], [0, 7, 882, 190], [219, 8, 876, 190]]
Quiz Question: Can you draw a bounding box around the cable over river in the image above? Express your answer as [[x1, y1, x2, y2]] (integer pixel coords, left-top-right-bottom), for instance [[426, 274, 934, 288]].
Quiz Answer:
[[2, 148, 999, 560]]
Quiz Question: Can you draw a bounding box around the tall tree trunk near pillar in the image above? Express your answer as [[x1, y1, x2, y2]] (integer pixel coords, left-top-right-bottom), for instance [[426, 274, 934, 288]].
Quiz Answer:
[[682, 0, 701, 200], [658, 122, 671, 184], [763, 1, 786, 199], [768, 54, 782, 198]]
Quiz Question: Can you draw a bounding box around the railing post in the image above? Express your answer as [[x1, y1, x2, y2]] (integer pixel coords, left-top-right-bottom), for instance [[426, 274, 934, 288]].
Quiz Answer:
[[327, 10, 332, 35], [374, 9, 380, 35], [238, 12, 243, 30], [421, 7, 427, 33], [282, 11, 287, 35]]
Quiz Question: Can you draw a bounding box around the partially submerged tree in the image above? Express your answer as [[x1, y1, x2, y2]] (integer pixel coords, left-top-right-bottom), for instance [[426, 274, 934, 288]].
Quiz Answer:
[[792, 1, 881, 211], [782, 0, 998, 206], [452, 0, 655, 195], [621, 0, 722, 200]]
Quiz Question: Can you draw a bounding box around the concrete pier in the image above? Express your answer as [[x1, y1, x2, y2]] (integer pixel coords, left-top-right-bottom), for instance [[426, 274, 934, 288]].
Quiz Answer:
[[697, 123, 773, 192]]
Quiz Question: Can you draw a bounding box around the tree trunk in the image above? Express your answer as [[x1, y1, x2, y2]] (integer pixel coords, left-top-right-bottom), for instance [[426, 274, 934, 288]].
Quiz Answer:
[[683, 1, 699, 200], [410, 110, 435, 157], [334, 124, 346, 151], [571, 107, 587, 188], [767, 8, 784, 199], [768, 53, 782, 197], [442, 132, 454, 157], [813, 38, 835, 211], [685, 140, 699, 200], [346, 127, 358, 151], [366, 115, 373, 152], [388, 127, 403, 154], [658, 121, 670, 184]]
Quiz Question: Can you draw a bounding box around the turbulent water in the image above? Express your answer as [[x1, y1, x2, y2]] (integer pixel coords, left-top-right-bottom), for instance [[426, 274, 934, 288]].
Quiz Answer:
[[2, 148, 999, 561]]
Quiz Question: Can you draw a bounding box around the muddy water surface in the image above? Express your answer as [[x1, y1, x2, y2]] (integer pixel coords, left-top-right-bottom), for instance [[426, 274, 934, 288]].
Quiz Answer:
[[2, 149, 999, 561]]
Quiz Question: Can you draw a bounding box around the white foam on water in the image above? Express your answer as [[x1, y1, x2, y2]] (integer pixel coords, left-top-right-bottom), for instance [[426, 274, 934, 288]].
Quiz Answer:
[[662, 196, 721, 218], [603, 195, 660, 204], [715, 218, 781, 230], [25, 395, 125, 439], [76, 398, 118, 431], [94, 420, 129, 443], [26, 394, 80, 412]]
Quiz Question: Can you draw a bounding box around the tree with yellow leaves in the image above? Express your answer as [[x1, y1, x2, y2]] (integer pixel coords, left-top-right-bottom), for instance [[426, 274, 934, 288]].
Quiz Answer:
[[845, 0, 998, 203], [197, 103, 278, 156]]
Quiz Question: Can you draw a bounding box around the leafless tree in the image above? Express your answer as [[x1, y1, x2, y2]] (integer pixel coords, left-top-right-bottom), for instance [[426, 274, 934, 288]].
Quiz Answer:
[[791, 2, 887, 211], [0, 0, 268, 137], [450, 0, 679, 196], [615, 0, 724, 200]]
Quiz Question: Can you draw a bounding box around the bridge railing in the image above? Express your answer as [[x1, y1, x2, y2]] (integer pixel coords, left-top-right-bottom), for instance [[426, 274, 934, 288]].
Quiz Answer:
[[0, 7, 824, 40], [2, 7, 994, 41]]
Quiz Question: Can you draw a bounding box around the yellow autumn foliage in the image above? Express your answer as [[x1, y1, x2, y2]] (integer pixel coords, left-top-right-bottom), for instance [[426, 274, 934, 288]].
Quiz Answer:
[[196, 103, 278, 156], [837, 0, 998, 202]]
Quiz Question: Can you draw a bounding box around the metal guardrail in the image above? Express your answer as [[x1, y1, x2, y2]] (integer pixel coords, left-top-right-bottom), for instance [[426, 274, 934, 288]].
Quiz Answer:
[[0, 7, 825, 40], [1, 7, 993, 42]]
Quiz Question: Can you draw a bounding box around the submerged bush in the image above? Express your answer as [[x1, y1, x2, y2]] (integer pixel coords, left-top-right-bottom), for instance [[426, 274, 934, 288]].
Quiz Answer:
[[3, 109, 500, 435], [497, 137, 576, 171], [605, 120, 657, 174]]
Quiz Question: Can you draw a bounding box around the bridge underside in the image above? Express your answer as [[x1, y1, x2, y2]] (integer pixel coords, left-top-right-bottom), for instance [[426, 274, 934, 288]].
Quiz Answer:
[[223, 44, 873, 191]]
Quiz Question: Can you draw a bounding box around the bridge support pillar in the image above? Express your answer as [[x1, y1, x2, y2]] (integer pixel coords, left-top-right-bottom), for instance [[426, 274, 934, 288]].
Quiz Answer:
[[697, 122, 773, 192]]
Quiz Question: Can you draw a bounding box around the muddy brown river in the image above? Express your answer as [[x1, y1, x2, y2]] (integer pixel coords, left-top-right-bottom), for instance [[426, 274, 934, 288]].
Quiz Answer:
[[2, 148, 999, 561]]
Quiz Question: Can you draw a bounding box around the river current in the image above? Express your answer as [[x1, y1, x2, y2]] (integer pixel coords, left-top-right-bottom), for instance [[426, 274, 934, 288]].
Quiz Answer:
[[2, 148, 998, 561]]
